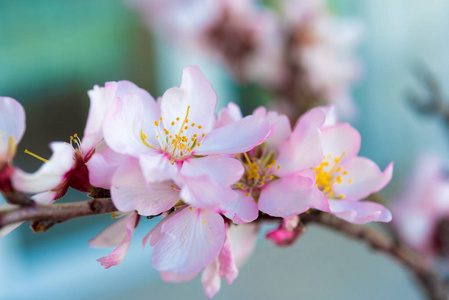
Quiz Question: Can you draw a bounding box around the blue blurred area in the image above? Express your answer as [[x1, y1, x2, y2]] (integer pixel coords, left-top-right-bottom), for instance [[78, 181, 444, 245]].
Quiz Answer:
[[1, 0, 449, 299]]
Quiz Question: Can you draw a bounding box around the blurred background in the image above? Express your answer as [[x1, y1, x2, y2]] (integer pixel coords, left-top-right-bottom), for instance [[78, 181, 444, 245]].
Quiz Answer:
[[1, 0, 449, 299]]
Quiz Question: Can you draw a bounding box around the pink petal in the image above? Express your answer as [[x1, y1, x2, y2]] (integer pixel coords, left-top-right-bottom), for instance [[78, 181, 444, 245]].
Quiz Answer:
[[222, 190, 259, 224], [114, 80, 161, 146], [180, 156, 244, 186], [215, 102, 242, 128], [31, 191, 58, 205], [276, 109, 324, 174], [258, 172, 329, 217], [11, 142, 73, 194], [160, 66, 216, 133], [139, 153, 179, 183], [82, 82, 118, 154], [229, 223, 259, 267], [218, 229, 238, 285], [87, 147, 127, 189], [89, 213, 134, 248], [96, 212, 139, 269], [152, 207, 225, 274], [176, 174, 238, 210], [111, 158, 180, 216], [253, 106, 292, 151], [333, 158, 393, 201], [321, 123, 361, 163], [201, 260, 221, 298], [103, 94, 155, 156], [0, 97, 26, 144], [161, 271, 199, 283], [195, 115, 271, 155], [328, 199, 392, 224]]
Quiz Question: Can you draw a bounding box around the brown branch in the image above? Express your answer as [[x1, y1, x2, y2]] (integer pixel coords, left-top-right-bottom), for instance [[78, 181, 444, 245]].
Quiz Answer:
[[301, 211, 449, 300], [0, 196, 117, 232]]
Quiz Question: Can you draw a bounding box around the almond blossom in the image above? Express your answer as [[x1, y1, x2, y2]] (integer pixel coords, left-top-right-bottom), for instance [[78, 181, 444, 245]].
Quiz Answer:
[[218, 103, 329, 223], [310, 106, 393, 224], [10, 81, 144, 203], [104, 66, 271, 214], [393, 155, 449, 258]]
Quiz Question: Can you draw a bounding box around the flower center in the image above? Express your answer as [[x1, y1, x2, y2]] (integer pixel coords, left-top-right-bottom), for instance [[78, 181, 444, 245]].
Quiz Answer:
[[313, 152, 352, 199], [234, 145, 280, 199], [140, 106, 207, 161]]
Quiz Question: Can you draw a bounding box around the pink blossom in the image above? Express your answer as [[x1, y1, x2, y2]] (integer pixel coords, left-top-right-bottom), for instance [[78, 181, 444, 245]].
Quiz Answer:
[[220, 104, 329, 222], [0, 97, 26, 191], [11, 81, 142, 203], [393, 155, 449, 258], [310, 106, 393, 224], [104, 66, 271, 213], [89, 212, 140, 268]]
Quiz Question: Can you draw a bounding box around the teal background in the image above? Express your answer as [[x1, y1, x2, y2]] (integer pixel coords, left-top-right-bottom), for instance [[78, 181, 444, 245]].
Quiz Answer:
[[1, 0, 449, 299]]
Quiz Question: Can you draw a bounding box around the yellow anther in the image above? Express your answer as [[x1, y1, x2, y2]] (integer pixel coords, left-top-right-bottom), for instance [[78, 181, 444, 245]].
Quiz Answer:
[[202, 133, 206, 138], [156, 135, 159, 138], [70, 136, 73, 140], [24, 149, 48, 163], [191, 123, 195, 127], [111, 212, 117, 219], [272, 160, 277, 165], [171, 184, 176, 189], [269, 175, 274, 179], [261, 182, 265, 186], [202, 220, 207, 225], [189, 207, 193, 210], [74, 133, 78, 138], [171, 121, 175, 126], [187, 148, 192, 152], [245, 193, 250, 197], [193, 134, 197, 137], [160, 117, 163, 121], [348, 179, 353, 184], [343, 171, 348, 175], [277, 165, 281, 169], [176, 117, 180, 121], [184, 126, 188, 130], [164, 129, 169, 135], [262, 176, 266, 180], [170, 135, 173, 139], [339, 194, 345, 199], [237, 184, 243, 189], [155, 121, 159, 126], [198, 125, 202, 129], [267, 165, 271, 169], [337, 167, 342, 172], [185, 119, 189, 123], [197, 143, 201, 146]]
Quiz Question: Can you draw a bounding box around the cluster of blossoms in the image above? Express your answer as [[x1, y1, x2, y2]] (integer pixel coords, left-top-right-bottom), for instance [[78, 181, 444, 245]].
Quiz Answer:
[[0, 66, 392, 297], [131, 0, 361, 118], [393, 155, 449, 260]]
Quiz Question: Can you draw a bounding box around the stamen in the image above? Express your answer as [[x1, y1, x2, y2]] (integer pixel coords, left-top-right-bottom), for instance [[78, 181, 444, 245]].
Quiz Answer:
[[24, 149, 48, 163]]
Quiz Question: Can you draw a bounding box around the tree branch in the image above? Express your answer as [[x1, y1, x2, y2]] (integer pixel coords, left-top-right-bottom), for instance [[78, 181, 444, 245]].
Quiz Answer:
[[301, 211, 449, 300], [0, 196, 117, 232]]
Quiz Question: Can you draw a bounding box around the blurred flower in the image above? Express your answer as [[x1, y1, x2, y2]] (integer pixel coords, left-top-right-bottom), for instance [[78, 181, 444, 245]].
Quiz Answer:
[[0, 97, 26, 191], [393, 155, 449, 258]]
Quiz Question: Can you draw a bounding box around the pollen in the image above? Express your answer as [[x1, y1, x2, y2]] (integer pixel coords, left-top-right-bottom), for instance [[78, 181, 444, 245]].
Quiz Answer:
[[198, 125, 202, 129], [155, 121, 159, 126], [202, 220, 207, 225], [176, 117, 180, 121], [171, 184, 175, 189], [171, 121, 175, 126], [197, 143, 201, 146], [245, 193, 250, 197], [313, 151, 348, 199], [191, 123, 195, 127]]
